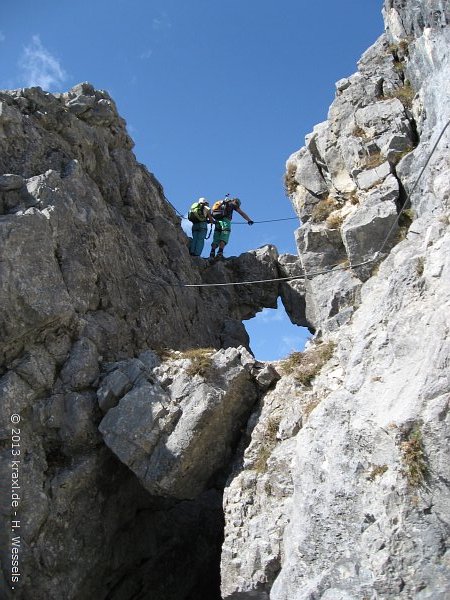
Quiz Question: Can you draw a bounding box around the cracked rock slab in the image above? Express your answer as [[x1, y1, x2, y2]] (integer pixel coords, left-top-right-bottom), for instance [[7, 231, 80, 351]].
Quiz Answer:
[[99, 347, 259, 499]]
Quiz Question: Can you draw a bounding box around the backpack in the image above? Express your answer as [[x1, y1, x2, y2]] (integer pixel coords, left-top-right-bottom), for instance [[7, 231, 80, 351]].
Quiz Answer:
[[188, 202, 207, 223], [211, 199, 231, 219]]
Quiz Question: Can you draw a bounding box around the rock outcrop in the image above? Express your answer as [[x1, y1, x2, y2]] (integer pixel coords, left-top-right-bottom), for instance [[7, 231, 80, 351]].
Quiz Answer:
[[0, 84, 296, 599], [221, 1, 450, 599], [98, 347, 261, 500], [0, 82, 286, 368]]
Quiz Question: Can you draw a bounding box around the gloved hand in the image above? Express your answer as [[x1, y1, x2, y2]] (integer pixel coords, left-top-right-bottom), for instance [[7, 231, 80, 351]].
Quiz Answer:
[[248, 220, 254, 225]]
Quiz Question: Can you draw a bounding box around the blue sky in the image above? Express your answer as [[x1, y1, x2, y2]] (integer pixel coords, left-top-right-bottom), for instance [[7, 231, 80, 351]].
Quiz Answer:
[[0, 0, 384, 360]]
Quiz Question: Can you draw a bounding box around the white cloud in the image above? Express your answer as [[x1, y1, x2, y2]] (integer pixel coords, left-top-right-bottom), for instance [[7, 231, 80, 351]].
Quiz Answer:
[[19, 35, 67, 91], [140, 49, 153, 60], [152, 12, 172, 31], [280, 332, 311, 355], [255, 307, 284, 324]]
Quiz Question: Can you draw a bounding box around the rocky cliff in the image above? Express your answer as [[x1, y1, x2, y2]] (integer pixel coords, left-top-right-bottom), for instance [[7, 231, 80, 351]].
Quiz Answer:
[[221, 1, 450, 599], [1, 0, 449, 599], [0, 80, 294, 599]]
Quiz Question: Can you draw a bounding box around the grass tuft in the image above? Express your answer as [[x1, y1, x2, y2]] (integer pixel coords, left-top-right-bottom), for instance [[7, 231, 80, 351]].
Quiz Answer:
[[385, 81, 415, 109], [387, 39, 410, 58], [282, 341, 336, 386], [253, 416, 281, 473], [311, 197, 339, 223], [352, 125, 368, 139], [401, 427, 427, 487], [326, 212, 344, 229], [393, 60, 405, 73], [303, 398, 321, 420], [361, 151, 386, 170], [368, 464, 388, 481], [284, 163, 298, 198], [156, 347, 216, 379], [415, 256, 425, 276], [182, 348, 216, 378], [155, 347, 178, 361], [346, 190, 360, 205]]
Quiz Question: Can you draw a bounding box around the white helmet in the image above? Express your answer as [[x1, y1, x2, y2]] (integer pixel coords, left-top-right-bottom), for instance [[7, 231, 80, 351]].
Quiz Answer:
[[198, 197, 208, 205]]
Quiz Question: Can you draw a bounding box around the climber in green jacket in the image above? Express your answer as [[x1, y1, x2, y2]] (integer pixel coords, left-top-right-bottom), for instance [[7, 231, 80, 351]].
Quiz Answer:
[[188, 198, 214, 257], [209, 197, 254, 258]]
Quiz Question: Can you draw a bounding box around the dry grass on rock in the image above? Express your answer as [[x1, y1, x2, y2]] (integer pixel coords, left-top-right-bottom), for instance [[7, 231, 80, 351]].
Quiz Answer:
[[182, 348, 216, 378], [385, 81, 415, 109], [401, 427, 427, 487], [156, 347, 216, 378], [282, 341, 336, 387], [284, 163, 298, 198], [311, 197, 339, 223], [253, 416, 281, 474]]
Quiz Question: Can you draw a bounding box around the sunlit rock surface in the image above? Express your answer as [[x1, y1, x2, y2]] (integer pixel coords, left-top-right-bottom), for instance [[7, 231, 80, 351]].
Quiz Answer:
[[220, 1, 450, 598]]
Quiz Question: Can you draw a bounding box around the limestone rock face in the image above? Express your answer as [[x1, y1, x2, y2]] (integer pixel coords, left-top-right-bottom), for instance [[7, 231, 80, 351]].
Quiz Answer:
[[284, 21, 424, 329], [221, 375, 299, 599], [0, 85, 286, 372], [221, 2, 450, 599], [99, 347, 259, 500], [270, 228, 450, 600], [0, 83, 300, 599], [278, 254, 308, 328]]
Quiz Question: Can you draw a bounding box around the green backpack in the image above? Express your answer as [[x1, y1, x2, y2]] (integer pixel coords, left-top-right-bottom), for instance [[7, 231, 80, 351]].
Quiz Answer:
[[188, 202, 207, 223]]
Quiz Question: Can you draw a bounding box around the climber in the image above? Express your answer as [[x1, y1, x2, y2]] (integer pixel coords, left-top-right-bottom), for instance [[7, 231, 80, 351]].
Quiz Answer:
[[188, 197, 215, 257], [209, 197, 254, 259]]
